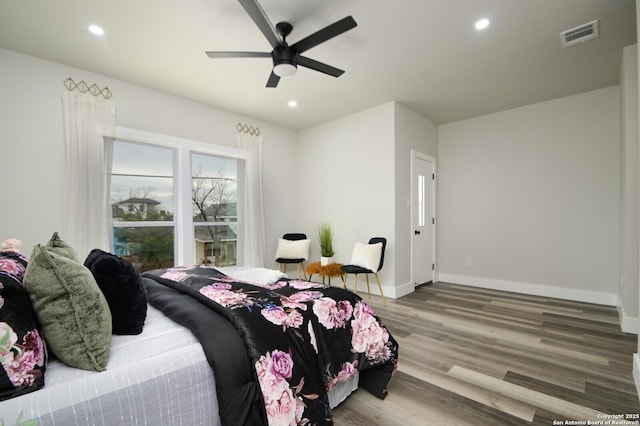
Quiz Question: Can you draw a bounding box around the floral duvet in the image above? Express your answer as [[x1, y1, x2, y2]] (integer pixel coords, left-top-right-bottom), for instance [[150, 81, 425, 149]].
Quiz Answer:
[[142, 265, 398, 426]]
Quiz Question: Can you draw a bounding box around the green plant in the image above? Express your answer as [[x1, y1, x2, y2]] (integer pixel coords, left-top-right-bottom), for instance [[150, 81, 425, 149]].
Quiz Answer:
[[317, 223, 334, 257]]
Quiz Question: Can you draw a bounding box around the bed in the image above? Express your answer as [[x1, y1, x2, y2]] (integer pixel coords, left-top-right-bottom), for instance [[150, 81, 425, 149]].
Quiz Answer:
[[0, 237, 398, 425]]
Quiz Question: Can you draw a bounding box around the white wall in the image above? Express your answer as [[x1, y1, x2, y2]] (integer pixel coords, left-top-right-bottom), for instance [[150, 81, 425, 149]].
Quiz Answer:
[[297, 103, 396, 292], [620, 44, 640, 331], [0, 48, 298, 262], [394, 103, 437, 294], [295, 101, 437, 297], [438, 86, 621, 304]]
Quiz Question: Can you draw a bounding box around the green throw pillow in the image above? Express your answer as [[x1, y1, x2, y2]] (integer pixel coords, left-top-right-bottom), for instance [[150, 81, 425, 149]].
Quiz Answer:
[[23, 233, 112, 371]]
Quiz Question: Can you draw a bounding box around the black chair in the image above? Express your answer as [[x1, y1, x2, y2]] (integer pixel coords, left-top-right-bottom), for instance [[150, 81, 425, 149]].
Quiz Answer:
[[341, 237, 387, 306], [275, 233, 308, 280]]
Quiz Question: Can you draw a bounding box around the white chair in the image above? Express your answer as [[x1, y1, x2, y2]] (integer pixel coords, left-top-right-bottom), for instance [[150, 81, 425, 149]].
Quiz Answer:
[[341, 237, 387, 306]]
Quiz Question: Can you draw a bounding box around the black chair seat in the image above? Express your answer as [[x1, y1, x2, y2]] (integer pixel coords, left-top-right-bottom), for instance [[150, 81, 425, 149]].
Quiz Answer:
[[276, 257, 305, 264], [341, 265, 373, 274]]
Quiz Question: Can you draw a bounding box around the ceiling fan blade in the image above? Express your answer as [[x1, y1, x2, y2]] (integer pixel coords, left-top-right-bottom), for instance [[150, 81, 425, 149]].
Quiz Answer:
[[238, 0, 281, 49], [266, 71, 280, 88], [206, 51, 271, 58], [297, 56, 344, 77], [291, 16, 357, 54]]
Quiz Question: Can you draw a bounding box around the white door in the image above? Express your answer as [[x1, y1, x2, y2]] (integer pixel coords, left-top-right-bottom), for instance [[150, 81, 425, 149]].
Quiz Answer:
[[411, 151, 435, 285]]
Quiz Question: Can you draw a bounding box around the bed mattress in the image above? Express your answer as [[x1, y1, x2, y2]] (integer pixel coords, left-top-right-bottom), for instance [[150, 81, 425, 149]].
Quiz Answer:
[[0, 306, 222, 426]]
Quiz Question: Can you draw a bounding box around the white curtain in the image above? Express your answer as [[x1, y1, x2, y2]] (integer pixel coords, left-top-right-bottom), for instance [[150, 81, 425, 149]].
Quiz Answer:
[[237, 132, 266, 267], [62, 91, 116, 258]]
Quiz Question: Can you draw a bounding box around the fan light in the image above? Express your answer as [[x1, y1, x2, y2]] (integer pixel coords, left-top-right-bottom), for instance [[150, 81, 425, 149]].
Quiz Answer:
[[273, 63, 297, 77]]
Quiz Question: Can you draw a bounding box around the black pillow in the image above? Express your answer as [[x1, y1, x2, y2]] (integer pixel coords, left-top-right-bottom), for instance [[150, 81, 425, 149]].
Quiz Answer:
[[0, 251, 47, 401], [84, 249, 147, 335]]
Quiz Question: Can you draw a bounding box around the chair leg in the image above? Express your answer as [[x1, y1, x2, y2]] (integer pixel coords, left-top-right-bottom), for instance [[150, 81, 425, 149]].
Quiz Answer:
[[296, 263, 307, 281], [353, 274, 358, 294], [374, 273, 387, 307], [341, 274, 347, 289], [365, 274, 371, 299]]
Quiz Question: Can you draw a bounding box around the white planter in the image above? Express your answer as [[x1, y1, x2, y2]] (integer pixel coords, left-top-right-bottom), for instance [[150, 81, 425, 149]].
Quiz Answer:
[[320, 256, 334, 266]]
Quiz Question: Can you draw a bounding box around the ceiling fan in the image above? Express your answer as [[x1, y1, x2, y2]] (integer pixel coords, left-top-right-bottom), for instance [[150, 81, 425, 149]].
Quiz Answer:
[[205, 0, 357, 88]]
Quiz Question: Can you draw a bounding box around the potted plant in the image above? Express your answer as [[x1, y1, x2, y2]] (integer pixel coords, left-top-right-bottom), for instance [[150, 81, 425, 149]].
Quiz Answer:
[[317, 222, 335, 265]]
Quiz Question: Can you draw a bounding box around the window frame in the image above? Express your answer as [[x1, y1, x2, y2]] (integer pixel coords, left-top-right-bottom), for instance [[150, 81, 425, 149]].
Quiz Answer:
[[113, 127, 240, 267]]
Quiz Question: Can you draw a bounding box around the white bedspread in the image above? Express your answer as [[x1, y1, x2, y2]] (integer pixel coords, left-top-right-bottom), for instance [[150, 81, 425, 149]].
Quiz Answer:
[[0, 306, 221, 426]]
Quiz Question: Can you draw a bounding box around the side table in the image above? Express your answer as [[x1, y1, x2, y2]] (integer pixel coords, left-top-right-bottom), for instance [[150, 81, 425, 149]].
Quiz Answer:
[[306, 262, 343, 285]]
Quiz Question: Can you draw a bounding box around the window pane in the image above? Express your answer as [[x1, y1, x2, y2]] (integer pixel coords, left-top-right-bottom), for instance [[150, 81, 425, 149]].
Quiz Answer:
[[113, 226, 175, 272], [111, 175, 174, 221], [192, 153, 237, 223], [418, 175, 425, 227], [111, 141, 174, 221], [194, 224, 237, 266], [112, 141, 173, 176]]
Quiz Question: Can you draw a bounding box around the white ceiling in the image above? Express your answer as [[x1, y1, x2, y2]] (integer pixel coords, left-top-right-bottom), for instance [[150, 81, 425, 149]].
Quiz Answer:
[[0, 0, 636, 130]]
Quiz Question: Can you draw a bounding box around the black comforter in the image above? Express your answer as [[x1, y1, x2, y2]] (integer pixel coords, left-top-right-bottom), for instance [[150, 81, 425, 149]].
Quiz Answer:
[[142, 265, 398, 426]]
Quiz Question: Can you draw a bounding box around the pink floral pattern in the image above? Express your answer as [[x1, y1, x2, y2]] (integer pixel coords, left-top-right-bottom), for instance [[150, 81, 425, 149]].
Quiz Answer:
[[146, 264, 398, 425], [313, 297, 353, 330], [160, 269, 191, 282], [0, 251, 28, 285], [326, 360, 359, 392], [261, 305, 304, 330], [0, 249, 47, 400], [256, 350, 307, 426], [281, 290, 324, 310], [265, 281, 288, 290], [351, 301, 392, 363], [0, 324, 45, 387]]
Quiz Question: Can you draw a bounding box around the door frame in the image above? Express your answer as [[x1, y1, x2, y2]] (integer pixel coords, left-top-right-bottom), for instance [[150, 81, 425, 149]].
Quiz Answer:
[[410, 149, 437, 285]]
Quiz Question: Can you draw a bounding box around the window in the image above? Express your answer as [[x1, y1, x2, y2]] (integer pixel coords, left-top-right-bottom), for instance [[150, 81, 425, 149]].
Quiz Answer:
[[192, 153, 238, 267], [418, 174, 426, 227], [111, 141, 175, 271], [110, 131, 240, 272]]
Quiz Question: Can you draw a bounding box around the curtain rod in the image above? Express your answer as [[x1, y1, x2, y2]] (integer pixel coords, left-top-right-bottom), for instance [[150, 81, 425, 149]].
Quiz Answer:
[[236, 122, 261, 136], [64, 77, 113, 99]]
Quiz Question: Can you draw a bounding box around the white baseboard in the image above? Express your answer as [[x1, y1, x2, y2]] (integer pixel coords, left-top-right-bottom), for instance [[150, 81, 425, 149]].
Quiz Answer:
[[437, 273, 640, 335], [437, 273, 619, 306], [618, 303, 640, 334], [340, 278, 414, 300], [391, 281, 416, 299], [375, 273, 638, 334]]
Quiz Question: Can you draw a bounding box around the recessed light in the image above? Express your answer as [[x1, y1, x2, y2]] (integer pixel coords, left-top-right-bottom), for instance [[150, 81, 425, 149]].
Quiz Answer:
[[288, 100, 298, 108], [475, 18, 490, 30], [88, 25, 104, 36]]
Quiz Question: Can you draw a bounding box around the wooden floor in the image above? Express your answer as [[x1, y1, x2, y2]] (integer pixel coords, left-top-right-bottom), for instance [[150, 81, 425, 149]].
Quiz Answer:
[[332, 282, 640, 425]]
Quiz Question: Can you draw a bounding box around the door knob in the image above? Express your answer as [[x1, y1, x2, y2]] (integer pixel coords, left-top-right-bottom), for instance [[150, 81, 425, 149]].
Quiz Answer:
[[414, 230, 421, 235]]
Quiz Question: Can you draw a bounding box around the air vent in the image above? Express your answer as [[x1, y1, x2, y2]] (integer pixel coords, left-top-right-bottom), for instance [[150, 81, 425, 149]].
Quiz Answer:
[[560, 20, 599, 48]]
